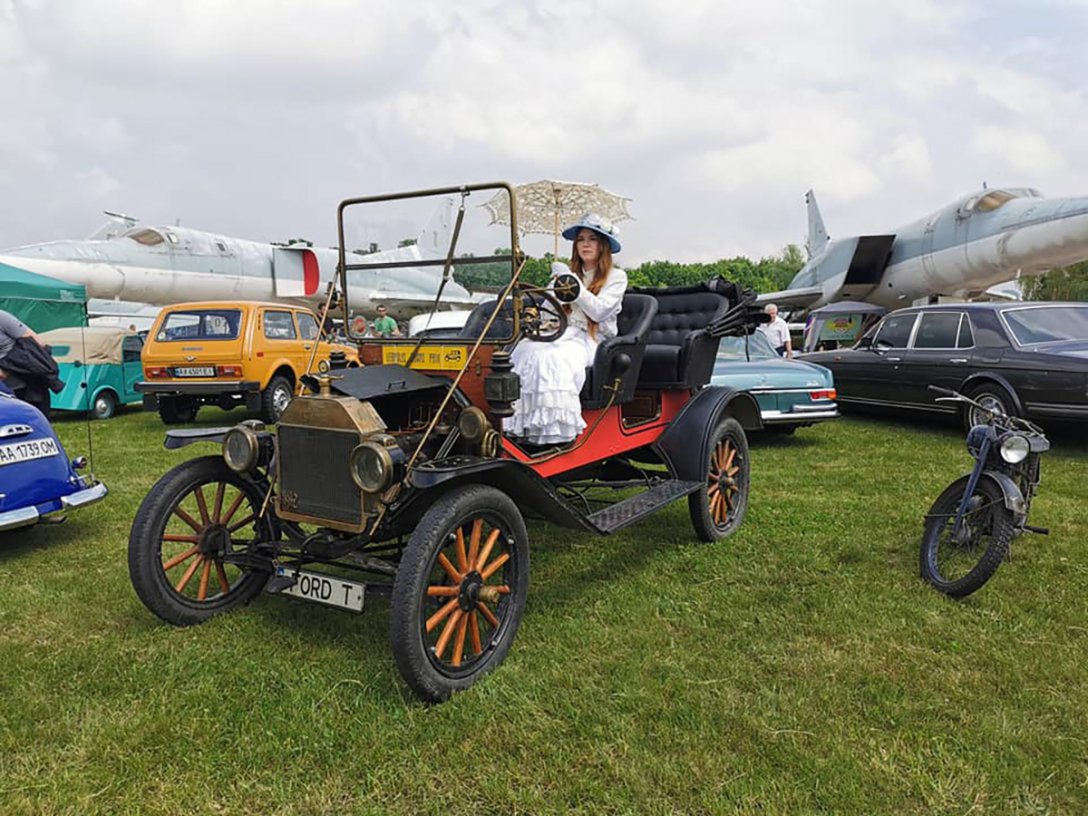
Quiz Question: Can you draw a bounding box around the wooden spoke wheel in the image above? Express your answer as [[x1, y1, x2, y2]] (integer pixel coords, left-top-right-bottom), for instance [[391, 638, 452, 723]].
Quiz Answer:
[[390, 485, 529, 702], [129, 456, 273, 626], [689, 416, 750, 542]]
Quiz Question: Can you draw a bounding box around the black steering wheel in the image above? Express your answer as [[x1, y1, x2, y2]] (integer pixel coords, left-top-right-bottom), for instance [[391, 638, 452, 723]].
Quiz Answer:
[[516, 287, 568, 342]]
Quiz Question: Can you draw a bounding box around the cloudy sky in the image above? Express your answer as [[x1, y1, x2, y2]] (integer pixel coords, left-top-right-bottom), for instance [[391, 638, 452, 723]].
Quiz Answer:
[[1, 0, 1086, 266]]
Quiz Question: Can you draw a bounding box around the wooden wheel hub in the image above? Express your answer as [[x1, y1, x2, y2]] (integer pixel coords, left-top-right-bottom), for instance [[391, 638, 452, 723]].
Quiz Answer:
[[457, 571, 484, 611], [198, 525, 230, 557]]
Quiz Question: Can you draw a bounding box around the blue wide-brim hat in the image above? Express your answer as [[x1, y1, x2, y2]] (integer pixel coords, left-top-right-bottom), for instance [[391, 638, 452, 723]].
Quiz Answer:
[[561, 213, 622, 253]]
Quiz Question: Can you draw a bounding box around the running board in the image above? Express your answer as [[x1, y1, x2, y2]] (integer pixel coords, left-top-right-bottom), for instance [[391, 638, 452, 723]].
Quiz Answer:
[[586, 480, 702, 534]]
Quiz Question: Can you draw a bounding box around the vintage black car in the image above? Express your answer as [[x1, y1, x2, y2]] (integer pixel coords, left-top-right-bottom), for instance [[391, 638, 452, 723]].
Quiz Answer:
[[127, 183, 766, 702], [802, 301, 1088, 429]]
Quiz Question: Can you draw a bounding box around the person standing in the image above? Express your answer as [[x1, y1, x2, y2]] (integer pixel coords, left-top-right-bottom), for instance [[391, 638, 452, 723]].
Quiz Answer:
[[0, 309, 62, 415], [372, 305, 401, 337], [758, 303, 792, 357]]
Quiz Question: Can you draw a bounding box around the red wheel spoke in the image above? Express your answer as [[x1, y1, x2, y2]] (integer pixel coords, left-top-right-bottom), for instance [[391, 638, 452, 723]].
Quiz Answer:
[[476, 529, 501, 572], [434, 609, 464, 659], [220, 491, 246, 526], [437, 553, 462, 583], [214, 560, 231, 594], [162, 534, 199, 543], [173, 506, 203, 534], [163, 546, 199, 571], [480, 551, 510, 581], [454, 527, 468, 574], [426, 598, 460, 633], [212, 482, 226, 523], [175, 556, 203, 593], [469, 612, 482, 655], [194, 487, 210, 526], [227, 513, 255, 534], [197, 559, 211, 601], [477, 601, 500, 628], [451, 613, 469, 667]]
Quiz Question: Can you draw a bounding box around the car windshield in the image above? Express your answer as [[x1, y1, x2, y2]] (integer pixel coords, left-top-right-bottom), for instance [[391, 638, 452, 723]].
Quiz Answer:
[[336, 184, 521, 344], [717, 332, 778, 360], [1002, 305, 1088, 346], [157, 309, 241, 341]]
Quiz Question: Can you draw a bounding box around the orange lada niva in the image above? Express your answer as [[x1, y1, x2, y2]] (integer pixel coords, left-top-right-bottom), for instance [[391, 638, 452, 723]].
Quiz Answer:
[[137, 301, 359, 424]]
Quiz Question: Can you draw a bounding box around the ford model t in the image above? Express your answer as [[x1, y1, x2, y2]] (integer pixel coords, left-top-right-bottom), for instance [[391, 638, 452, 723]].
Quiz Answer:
[[128, 183, 764, 701]]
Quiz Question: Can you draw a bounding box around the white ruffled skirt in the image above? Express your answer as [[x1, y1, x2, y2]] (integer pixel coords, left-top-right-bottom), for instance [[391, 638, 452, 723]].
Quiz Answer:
[[507, 327, 597, 444]]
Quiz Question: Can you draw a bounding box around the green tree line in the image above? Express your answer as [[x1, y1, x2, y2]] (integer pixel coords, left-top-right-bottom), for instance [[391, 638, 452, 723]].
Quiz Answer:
[[1024, 259, 1088, 301]]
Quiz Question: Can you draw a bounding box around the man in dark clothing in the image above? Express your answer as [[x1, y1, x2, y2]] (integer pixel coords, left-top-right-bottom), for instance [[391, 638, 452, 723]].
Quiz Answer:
[[0, 309, 63, 416]]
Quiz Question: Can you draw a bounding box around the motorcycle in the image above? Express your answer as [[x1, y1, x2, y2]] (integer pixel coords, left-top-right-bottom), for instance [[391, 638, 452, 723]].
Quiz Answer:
[[920, 385, 1049, 598]]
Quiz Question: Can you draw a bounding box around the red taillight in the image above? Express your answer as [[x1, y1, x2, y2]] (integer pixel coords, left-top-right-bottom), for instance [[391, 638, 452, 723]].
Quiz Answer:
[[217, 365, 243, 377], [810, 388, 837, 401], [145, 366, 168, 378]]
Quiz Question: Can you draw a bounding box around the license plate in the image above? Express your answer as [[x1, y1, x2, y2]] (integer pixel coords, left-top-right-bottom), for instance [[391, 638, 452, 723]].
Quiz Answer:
[[173, 366, 216, 377], [0, 437, 60, 466], [274, 567, 365, 613]]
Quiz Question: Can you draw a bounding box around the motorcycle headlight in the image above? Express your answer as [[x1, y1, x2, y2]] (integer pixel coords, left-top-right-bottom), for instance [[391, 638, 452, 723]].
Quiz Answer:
[[222, 426, 259, 473], [999, 434, 1030, 464], [350, 441, 393, 493]]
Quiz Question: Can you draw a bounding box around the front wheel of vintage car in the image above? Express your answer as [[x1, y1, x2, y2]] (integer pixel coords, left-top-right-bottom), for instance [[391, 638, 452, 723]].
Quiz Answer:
[[129, 455, 273, 626], [390, 485, 529, 703], [689, 416, 750, 542]]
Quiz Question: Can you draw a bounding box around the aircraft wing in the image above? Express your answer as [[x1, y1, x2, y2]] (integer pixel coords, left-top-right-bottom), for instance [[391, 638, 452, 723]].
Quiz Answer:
[[754, 286, 825, 309]]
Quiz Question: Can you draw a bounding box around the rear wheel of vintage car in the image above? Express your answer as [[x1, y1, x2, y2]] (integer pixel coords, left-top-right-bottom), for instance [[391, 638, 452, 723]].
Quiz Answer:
[[920, 477, 1015, 598], [158, 395, 199, 425], [689, 416, 750, 542], [964, 383, 1016, 431], [129, 455, 273, 626], [91, 390, 117, 420], [259, 375, 293, 424], [390, 485, 529, 702]]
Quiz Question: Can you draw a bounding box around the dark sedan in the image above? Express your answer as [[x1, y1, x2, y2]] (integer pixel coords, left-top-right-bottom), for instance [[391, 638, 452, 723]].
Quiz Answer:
[[801, 301, 1088, 429]]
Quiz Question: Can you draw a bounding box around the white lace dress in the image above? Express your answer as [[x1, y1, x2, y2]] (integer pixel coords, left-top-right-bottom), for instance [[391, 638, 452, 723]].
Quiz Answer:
[[507, 267, 627, 444]]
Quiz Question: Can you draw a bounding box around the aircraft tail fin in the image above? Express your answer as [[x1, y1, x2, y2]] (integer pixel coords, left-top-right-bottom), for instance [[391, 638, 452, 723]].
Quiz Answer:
[[805, 189, 829, 259]]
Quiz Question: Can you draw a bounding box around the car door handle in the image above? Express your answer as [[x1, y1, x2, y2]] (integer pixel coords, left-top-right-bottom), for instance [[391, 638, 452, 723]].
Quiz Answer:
[[949, 358, 968, 364], [886, 356, 901, 363]]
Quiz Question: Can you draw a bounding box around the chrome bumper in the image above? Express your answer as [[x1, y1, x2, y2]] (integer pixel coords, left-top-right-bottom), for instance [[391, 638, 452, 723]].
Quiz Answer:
[[0, 482, 109, 531], [760, 407, 840, 424]]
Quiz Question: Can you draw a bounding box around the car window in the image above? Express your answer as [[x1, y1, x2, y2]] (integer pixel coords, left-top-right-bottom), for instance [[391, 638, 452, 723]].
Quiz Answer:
[[872, 313, 917, 348], [264, 310, 297, 340], [297, 312, 319, 341], [716, 332, 777, 360], [157, 309, 241, 341], [122, 336, 143, 362], [1001, 305, 1088, 345], [913, 312, 962, 349], [957, 316, 974, 348]]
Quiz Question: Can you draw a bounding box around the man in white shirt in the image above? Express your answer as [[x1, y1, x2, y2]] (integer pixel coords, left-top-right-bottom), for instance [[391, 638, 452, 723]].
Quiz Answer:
[[758, 303, 792, 357]]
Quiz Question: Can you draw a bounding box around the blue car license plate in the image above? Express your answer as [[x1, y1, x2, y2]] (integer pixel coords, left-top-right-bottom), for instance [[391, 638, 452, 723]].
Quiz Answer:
[[0, 437, 60, 466]]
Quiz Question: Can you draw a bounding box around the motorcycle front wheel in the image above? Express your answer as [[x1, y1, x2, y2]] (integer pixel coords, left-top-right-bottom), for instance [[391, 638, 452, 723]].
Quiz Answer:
[[920, 477, 1015, 598]]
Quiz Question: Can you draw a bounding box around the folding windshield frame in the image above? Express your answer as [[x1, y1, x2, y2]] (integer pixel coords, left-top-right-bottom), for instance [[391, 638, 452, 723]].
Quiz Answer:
[[335, 182, 525, 344]]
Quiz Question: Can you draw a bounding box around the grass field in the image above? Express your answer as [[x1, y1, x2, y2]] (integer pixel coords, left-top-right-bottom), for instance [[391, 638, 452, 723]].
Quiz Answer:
[[1, 405, 1086, 815]]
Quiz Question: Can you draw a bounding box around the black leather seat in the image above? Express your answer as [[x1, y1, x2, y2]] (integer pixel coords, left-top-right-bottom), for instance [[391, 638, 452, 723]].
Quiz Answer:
[[635, 287, 731, 389], [580, 293, 658, 408], [458, 297, 516, 341]]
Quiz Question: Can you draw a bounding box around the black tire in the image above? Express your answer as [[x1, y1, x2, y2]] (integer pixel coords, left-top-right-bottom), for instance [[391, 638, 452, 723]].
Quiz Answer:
[[259, 375, 293, 423], [158, 395, 198, 425], [128, 456, 273, 626], [920, 476, 1015, 598], [689, 416, 750, 542], [390, 485, 529, 702], [964, 383, 1016, 432], [91, 390, 117, 420]]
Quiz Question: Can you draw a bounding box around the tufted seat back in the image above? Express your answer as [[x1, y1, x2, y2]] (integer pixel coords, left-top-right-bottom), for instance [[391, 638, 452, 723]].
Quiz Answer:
[[636, 289, 730, 389], [579, 293, 658, 408]]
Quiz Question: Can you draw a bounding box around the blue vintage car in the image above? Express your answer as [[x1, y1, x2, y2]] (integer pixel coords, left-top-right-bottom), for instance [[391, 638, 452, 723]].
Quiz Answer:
[[711, 332, 839, 432], [40, 326, 144, 420], [0, 391, 108, 531]]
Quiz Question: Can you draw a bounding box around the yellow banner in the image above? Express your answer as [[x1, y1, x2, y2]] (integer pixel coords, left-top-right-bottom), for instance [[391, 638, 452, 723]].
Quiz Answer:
[[381, 344, 468, 370]]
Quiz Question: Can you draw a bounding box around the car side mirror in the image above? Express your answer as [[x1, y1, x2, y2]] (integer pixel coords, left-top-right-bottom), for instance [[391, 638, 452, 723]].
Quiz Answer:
[[855, 336, 872, 350]]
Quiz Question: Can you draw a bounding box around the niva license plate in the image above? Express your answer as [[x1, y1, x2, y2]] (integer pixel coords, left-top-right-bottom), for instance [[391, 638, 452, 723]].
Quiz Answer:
[[274, 567, 365, 613], [173, 366, 216, 377]]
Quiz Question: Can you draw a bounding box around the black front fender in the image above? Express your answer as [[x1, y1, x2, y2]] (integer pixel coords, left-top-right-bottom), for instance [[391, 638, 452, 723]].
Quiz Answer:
[[939, 471, 1027, 516], [163, 427, 233, 450]]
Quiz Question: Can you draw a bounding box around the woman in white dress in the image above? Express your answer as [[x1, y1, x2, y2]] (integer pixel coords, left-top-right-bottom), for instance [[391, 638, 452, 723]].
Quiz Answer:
[[507, 214, 627, 445]]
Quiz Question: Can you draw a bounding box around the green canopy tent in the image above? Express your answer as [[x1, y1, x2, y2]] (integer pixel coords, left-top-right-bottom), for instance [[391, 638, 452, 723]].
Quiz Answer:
[[0, 262, 87, 332]]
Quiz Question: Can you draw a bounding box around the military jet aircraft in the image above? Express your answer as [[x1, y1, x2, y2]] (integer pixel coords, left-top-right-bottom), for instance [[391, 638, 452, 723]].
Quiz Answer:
[[0, 200, 480, 316], [760, 187, 1088, 312]]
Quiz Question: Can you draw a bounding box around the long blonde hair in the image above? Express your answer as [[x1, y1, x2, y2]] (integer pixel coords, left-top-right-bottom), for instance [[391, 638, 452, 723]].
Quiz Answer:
[[567, 234, 614, 339]]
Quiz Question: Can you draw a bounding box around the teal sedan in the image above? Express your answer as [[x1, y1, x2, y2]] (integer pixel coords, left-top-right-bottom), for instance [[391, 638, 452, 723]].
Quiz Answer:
[[711, 332, 839, 432]]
